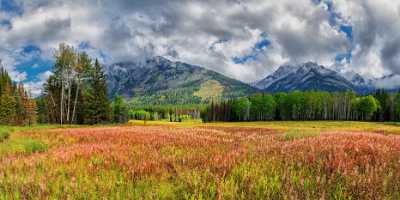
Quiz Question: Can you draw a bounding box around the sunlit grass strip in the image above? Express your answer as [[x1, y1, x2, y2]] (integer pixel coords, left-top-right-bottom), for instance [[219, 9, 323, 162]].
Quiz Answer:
[[147, 120, 400, 135], [128, 119, 203, 128]]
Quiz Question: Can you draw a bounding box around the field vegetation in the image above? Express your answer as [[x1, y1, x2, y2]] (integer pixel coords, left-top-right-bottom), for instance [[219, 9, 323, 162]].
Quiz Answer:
[[1, 44, 400, 199], [1, 121, 400, 199]]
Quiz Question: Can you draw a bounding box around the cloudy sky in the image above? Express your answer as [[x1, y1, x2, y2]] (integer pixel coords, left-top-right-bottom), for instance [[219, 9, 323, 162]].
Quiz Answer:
[[0, 0, 400, 95]]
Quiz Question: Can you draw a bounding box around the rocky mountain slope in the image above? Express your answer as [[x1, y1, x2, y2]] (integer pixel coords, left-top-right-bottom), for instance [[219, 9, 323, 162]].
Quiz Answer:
[[254, 62, 356, 92]]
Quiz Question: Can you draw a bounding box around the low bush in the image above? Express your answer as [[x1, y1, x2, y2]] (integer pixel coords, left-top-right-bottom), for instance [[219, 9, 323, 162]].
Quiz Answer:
[[0, 130, 10, 142]]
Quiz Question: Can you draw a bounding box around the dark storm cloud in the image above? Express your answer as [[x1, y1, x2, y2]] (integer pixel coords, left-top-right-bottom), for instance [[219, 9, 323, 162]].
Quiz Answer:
[[381, 36, 400, 74]]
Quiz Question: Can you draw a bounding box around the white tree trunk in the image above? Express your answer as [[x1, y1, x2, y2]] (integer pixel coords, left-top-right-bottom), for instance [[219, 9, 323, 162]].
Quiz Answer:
[[60, 72, 64, 126], [72, 77, 80, 123], [66, 72, 72, 124]]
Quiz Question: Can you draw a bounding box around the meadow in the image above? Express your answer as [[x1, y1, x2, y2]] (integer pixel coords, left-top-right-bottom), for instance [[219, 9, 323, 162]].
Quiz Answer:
[[1, 121, 400, 199]]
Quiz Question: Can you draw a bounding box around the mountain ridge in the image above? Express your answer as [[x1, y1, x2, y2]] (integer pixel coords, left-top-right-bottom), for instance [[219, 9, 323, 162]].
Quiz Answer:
[[106, 57, 400, 104], [106, 56, 258, 104]]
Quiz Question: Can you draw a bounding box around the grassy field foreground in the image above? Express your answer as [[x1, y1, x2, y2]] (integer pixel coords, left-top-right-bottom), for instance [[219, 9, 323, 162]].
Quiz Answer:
[[1, 122, 400, 199]]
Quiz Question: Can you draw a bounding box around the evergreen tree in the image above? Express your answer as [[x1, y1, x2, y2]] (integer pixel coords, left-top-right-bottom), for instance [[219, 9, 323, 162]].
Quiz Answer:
[[394, 92, 400, 121], [36, 97, 48, 123], [374, 89, 392, 121], [0, 63, 36, 125], [0, 86, 16, 124], [91, 59, 110, 123]]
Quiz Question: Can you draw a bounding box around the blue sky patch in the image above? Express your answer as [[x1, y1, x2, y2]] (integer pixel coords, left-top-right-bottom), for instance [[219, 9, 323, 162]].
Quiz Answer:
[[232, 54, 258, 64], [340, 25, 353, 42], [254, 39, 271, 51], [0, 0, 23, 15], [335, 52, 351, 63], [23, 45, 41, 54], [232, 33, 271, 64], [16, 45, 52, 82], [318, 0, 354, 64]]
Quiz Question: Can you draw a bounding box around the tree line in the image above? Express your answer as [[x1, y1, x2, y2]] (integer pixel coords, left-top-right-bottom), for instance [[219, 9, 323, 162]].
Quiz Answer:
[[0, 63, 37, 125], [4, 43, 400, 125], [201, 90, 398, 122], [38, 44, 127, 125], [128, 104, 204, 122]]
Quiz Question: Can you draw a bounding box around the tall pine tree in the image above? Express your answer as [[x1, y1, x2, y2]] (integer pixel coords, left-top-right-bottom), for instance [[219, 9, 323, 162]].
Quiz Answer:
[[84, 59, 110, 124]]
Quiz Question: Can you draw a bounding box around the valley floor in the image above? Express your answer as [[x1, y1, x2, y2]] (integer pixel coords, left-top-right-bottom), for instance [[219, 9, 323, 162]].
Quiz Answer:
[[1, 121, 400, 199]]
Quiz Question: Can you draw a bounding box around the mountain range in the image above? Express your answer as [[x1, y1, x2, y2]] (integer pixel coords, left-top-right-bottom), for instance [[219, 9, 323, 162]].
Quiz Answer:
[[252, 62, 400, 94], [106, 57, 399, 104]]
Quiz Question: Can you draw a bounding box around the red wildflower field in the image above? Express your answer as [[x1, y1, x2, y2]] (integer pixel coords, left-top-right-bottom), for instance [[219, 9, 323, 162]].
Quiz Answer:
[[1, 125, 400, 199]]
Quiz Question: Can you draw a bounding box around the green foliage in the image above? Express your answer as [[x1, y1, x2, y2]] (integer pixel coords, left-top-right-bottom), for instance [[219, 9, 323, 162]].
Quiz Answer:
[[112, 96, 128, 123], [1, 138, 48, 154], [249, 93, 276, 120], [15, 139, 48, 154], [44, 44, 110, 125], [352, 95, 380, 120], [274, 92, 288, 120], [203, 91, 384, 122], [129, 110, 151, 120], [36, 97, 48, 124], [395, 93, 400, 120], [0, 94, 16, 124], [129, 103, 203, 122], [232, 97, 251, 121], [0, 130, 10, 142], [83, 59, 111, 124], [151, 112, 159, 121], [374, 89, 392, 121]]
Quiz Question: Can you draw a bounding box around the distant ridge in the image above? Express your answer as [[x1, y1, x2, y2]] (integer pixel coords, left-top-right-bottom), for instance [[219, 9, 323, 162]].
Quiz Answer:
[[254, 62, 355, 92], [254, 62, 399, 94]]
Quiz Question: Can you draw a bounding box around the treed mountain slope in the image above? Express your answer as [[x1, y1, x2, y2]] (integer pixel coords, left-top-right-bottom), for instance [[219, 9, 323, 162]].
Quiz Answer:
[[106, 56, 258, 104]]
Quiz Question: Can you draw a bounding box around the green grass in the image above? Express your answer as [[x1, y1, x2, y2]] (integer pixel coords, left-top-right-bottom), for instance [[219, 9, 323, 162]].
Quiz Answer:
[[0, 124, 82, 155], [280, 130, 320, 141], [0, 138, 48, 154]]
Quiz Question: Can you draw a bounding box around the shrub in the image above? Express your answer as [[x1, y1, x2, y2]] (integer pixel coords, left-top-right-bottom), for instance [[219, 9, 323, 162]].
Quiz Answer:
[[281, 130, 320, 141], [0, 130, 10, 142], [14, 139, 48, 154], [129, 110, 151, 120], [178, 114, 192, 121]]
